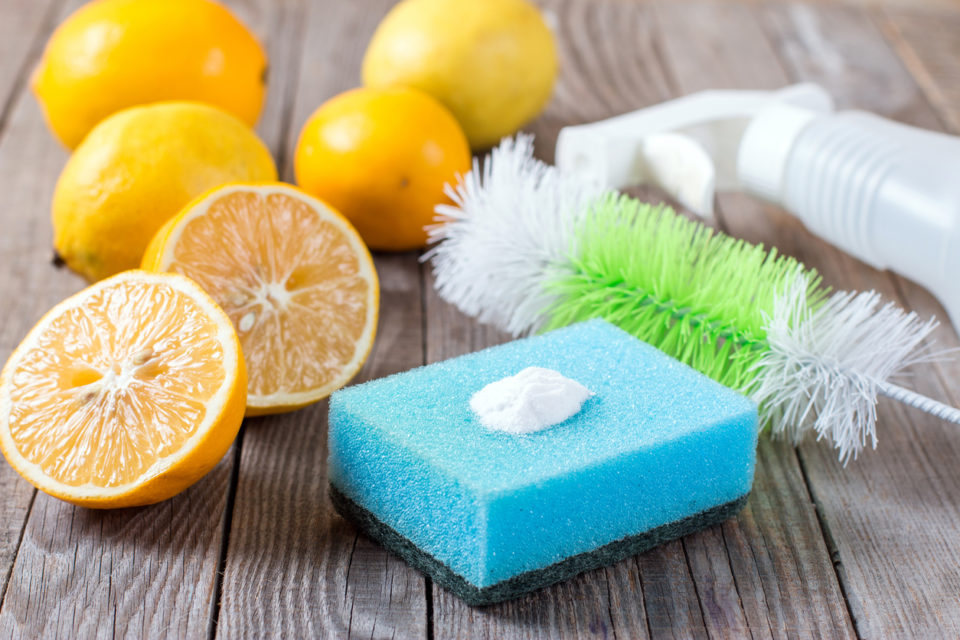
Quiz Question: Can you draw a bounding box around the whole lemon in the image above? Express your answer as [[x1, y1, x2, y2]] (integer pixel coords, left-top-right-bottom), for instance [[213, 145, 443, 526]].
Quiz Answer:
[[32, 0, 267, 149], [53, 102, 277, 282], [362, 0, 558, 149], [294, 87, 471, 251]]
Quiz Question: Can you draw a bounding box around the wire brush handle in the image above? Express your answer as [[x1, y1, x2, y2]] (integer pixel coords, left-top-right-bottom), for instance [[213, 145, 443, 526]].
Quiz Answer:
[[878, 381, 960, 425]]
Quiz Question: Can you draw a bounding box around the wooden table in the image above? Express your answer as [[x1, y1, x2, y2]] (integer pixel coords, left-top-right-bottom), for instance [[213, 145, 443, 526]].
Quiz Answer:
[[2, 0, 960, 637]]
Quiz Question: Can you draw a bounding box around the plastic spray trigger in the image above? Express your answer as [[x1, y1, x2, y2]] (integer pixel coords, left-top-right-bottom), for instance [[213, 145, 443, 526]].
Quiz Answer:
[[554, 83, 834, 217]]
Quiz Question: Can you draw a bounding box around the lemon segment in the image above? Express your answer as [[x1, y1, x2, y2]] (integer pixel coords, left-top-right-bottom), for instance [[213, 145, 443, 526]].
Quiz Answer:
[[143, 183, 379, 415], [0, 271, 247, 508]]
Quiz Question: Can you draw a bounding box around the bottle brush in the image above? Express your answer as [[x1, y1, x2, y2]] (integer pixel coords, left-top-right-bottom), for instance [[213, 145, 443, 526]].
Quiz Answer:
[[427, 135, 960, 463]]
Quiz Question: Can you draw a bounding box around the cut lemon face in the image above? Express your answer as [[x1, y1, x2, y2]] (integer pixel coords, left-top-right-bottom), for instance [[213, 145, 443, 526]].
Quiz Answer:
[[142, 183, 379, 415], [0, 271, 246, 508]]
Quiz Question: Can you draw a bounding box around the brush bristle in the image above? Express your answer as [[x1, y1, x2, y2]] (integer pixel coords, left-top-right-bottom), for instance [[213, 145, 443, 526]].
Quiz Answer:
[[427, 136, 944, 461], [753, 277, 939, 463], [426, 135, 604, 335], [544, 194, 825, 391]]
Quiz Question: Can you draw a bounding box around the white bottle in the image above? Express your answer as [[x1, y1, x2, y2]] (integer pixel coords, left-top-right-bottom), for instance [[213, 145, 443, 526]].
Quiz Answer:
[[556, 84, 960, 334], [738, 104, 960, 332]]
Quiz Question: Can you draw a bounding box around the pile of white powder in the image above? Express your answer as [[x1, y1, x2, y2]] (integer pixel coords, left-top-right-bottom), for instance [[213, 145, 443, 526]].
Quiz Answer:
[[469, 366, 592, 435]]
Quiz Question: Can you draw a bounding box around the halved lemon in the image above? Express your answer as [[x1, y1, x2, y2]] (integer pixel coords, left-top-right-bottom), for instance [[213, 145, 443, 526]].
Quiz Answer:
[[0, 271, 247, 508], [142, 183, 379, 415]]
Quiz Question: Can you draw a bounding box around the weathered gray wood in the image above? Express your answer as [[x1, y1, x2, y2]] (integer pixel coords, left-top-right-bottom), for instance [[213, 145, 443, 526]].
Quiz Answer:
[[425, 2, 702, 637], [214, 1, 430, 638], [759, 5, 960, 638], [530, 0, 674, 164], [424, 270, 657, 640], [0, 0, 305, 637], [216, 253, 427, 639], [0, 0, 65, 610], [0, 461, 235, 639], [663, 2, 960, 637], [0, 0, 90, 621], [634, 542, 708, 639], [0, 0, 61, 132], [653, 3, 859, 638], [764, 3, 942, 129], [680, 531, 751, 639], [1, 0, 959, 637], [880, 6, 960, 134]]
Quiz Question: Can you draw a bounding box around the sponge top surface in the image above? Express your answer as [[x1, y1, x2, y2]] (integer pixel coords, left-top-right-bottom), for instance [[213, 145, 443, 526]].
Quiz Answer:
[[331, 319, 757, 494]]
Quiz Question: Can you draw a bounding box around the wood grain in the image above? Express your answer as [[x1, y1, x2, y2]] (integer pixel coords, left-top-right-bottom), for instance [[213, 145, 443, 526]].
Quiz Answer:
[[657, 2, 960, 637], [881, 6, 960, 134], [0, 0, 61, 134], [0, 0, 65, 610], [214, 1, 430, 638], [0, 0, 959, 637], [653, 3, 859, 638], [0, 0, 86, 622], [757, 4, 960, 637], [0, 0, 304, 637], [424, 271, 660, 640]]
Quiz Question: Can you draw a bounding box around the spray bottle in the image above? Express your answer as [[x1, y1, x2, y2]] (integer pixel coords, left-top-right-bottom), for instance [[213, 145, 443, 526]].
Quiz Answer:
[[555, 83, 960, 336]]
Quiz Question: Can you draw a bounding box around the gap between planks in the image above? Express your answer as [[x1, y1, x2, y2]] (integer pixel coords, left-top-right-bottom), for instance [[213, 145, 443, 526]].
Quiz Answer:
[[0, 0, 66, 143], [211, 1, 431, 638], [0, 0, 957, 637], [0, 0, 71, 612], [207, 425, 247, 640], [204, 0, 311, 638], [725, 2, 960, 636], [0, 0, 309, 637]]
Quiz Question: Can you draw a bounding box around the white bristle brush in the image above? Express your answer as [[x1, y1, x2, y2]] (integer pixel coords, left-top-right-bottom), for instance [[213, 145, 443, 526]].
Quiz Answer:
[[426, 135, 959, 463]]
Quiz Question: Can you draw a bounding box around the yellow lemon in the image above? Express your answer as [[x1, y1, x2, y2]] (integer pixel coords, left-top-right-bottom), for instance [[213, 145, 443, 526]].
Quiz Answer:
[[52, 101, 277, 282], [143, 183, 379, 415], [32, 0, 267, 149], [362, 0, 558, 149], [0, 271, 247, 508]]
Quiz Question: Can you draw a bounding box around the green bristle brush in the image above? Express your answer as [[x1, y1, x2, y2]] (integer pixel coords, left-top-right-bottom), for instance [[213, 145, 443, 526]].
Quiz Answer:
[[426, 135, 960, 463]]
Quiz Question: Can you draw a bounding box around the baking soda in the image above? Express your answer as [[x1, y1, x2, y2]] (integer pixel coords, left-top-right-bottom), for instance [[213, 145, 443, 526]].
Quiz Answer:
[[469, 366, 592, 434]]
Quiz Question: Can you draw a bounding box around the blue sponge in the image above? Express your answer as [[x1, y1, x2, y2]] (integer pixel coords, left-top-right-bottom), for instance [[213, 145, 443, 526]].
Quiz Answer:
[[328, 319, 758, 604]]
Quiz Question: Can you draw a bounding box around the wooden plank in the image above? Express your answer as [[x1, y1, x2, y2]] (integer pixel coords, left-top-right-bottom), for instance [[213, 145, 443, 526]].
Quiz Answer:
[[427, 1, 855, 638], [0, 0, 61, 133], [0, 0, 66, 609], [757, 0, 960, 11], [0, 0, 305, 636], [214, 1, 430, 638], [763, 3, 942, 128], [531, 0, 674, 164], [425, 2, 704, 638], [665, 2, 960, 637], [0, 463, 235, 639], [758, 4, 960, 638], [653, 3, 860, 638], [880, 6, 960, 134], [424, 271, 659, 640], [216, 254, 427, 639]]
